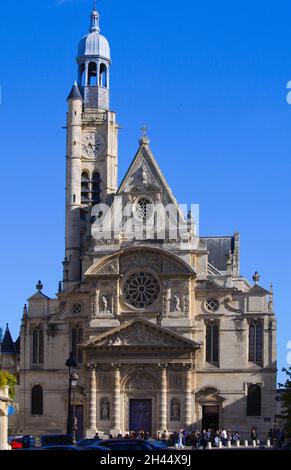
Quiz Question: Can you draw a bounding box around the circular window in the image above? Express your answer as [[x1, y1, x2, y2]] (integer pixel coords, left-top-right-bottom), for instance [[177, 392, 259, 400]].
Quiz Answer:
[[134, 197, 154, 223], [71, 303, 83, 315], [205, 298, 219, 313], [123, 271, 160, 309]]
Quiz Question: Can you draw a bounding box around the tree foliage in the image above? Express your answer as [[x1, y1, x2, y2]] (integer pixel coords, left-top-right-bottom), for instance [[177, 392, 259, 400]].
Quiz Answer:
[[0, 370, 17, 399], [278, 367, 291, 437]]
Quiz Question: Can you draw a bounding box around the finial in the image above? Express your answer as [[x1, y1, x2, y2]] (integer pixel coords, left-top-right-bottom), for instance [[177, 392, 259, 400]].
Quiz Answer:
[[139, 125, 150, 145], [268, 283, 274, 312], [6, 323, 9, 330], [58, 281, 63, 294], [90, 3, 100, 32], [23, 304, 28, 319], [0, 327, 3, 343], [252, 271, 260, 284], [36, 280, 43, 292]]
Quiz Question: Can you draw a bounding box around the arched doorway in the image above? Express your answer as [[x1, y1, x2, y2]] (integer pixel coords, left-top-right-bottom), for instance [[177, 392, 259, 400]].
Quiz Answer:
[[123, 373, 158, 434]]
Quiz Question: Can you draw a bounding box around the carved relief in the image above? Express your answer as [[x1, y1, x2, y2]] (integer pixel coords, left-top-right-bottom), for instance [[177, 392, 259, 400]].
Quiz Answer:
[[104, 324, 169, 347], [120, 254, 162, 274], [125, 374, 156, 390], [98, 259, 119, 275]]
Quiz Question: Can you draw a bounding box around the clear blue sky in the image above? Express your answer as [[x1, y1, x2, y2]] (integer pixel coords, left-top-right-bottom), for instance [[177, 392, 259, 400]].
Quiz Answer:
[[0, 0, 290, 382]]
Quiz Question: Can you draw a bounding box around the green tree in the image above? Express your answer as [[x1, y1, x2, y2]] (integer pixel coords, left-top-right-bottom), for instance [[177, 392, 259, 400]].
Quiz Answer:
[[0, 370, 17, 399], [278, 367, 291, 437]]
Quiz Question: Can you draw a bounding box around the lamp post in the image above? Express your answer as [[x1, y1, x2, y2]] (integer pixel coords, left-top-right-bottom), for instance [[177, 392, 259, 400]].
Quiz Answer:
[[65, 352, 77, 439], [71, 369, 79, 444]]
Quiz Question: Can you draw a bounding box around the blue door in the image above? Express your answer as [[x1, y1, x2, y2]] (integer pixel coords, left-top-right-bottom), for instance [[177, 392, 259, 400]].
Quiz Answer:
[[129, 399, 152, 434]]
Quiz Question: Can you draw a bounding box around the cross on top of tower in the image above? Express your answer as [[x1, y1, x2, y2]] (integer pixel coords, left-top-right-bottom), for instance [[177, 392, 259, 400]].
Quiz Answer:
[[90, 2, 100, 32], [139, 125, 150, 146]]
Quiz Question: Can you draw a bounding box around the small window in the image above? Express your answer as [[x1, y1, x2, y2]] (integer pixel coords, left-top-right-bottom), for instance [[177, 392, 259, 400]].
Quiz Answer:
[[31, 385, 43, 415], [81, 171, 90, 204], [92, 172, 101, 205], [71, 303, 83, 315], [247, 384, 262, 416], [205, 298, 219, 313]]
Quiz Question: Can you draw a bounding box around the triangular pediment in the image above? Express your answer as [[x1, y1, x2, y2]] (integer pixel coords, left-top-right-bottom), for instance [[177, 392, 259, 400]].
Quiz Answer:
[[117, 142, 181, 211], [82, 318, 199, 350]]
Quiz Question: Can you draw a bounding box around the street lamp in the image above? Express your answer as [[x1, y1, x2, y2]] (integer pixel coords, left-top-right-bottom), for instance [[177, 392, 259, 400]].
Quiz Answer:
[[65, 352, 77, 439], [71, 369, 79, 444]]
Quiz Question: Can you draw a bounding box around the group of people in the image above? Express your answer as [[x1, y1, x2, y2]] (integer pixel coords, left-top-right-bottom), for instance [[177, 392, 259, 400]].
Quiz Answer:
[[268, 428, 286, 448], [95, 426, 286, 449]]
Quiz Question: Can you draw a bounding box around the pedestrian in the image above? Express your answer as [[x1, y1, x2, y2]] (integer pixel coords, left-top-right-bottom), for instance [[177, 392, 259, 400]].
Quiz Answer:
[[220, 428, 227, 447], [175, 430, 185, 450], [200, 430, 208, 450]]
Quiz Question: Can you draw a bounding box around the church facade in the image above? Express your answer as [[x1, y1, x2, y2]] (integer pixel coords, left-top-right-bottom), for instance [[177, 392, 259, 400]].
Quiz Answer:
[[2, 8, 277, 440]]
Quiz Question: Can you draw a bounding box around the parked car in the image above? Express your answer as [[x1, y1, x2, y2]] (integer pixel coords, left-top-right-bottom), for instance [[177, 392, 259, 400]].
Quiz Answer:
[[10, 435, 36, 450], [40, 434, 73, 447], [93, 439, 165, 451], [10, 437, 23, 450], [77, 438, 102, 447]]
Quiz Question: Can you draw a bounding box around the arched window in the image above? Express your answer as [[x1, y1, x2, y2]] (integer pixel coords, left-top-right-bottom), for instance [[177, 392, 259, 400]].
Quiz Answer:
[[249, 320, 263, 363], [79, 64, 86, 86], [31, 385, 43, 415], [205, 322, 219, 364], [81, 171, 90, 204], [247, 384, 261, 416], [92, 172, 101, 205], [32, 327, 44, 365], [99, 63, 107, 88], [71, 326, 83, 363], [88, 62, 97, 86]]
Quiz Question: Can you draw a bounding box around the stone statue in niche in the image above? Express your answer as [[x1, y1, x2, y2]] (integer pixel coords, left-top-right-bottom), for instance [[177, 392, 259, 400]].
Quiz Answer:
[[100, 398, 110, 421], [101, 294, 110, 313], [171, 399, 181, 421], [171, 295, 182, 312]]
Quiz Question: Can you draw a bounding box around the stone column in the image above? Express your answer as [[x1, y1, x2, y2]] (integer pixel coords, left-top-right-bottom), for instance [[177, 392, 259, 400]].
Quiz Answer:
[[111, 364, 121, 436], [159, 364, 168, 432], [184, 364, 192, 428], [0, 386, 11, 451], [87, 365, 97, 437]]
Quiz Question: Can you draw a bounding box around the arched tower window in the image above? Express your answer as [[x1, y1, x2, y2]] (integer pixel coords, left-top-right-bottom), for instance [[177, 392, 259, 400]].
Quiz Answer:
[[71, 326, 83, 363], [205, 321, 219, 364], [92, 172, 101, 205], [249, 320, 263, 363], [31, 385, 43, 415], [32, 327, 44, 365], [99, 63, 108, 88], [88, 62, 97, 86], [79, 64, 86, 86], [81, 171, 90, 204], [247, 384, 262, 416]]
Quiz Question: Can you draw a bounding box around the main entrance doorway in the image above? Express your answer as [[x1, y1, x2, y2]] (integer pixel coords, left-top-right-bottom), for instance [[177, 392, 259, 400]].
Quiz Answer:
[[129, 399, 152, 434], [202, 405, 219, 432]]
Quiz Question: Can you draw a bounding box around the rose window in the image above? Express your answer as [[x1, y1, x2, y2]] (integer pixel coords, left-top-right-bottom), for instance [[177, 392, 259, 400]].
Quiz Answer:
[[123, 271, 160, 309], [205, 298, 219, 313], [134, 197, 154, 223], [71, 303, 83, 315]]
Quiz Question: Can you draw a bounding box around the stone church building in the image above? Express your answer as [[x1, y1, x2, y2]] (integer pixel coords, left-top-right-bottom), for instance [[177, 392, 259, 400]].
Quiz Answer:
[[1, 8, 277, 440]]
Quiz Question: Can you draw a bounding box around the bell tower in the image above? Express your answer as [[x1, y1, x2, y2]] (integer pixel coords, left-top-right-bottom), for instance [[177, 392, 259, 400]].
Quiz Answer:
[[64, 8, 118, 286]]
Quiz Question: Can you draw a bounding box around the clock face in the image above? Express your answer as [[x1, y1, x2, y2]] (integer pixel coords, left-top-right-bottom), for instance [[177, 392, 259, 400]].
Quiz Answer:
[[81, 132, 105, 159]]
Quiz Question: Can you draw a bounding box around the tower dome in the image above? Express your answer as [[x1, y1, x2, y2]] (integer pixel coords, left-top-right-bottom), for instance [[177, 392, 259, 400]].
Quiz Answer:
[[76, 8, 111, 110], [77, 8, 111, 61]]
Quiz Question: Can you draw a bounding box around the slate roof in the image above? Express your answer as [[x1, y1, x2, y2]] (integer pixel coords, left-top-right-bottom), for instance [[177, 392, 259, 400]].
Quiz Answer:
[[201, 236, 234, 272], [1, 325, 15, 353]]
